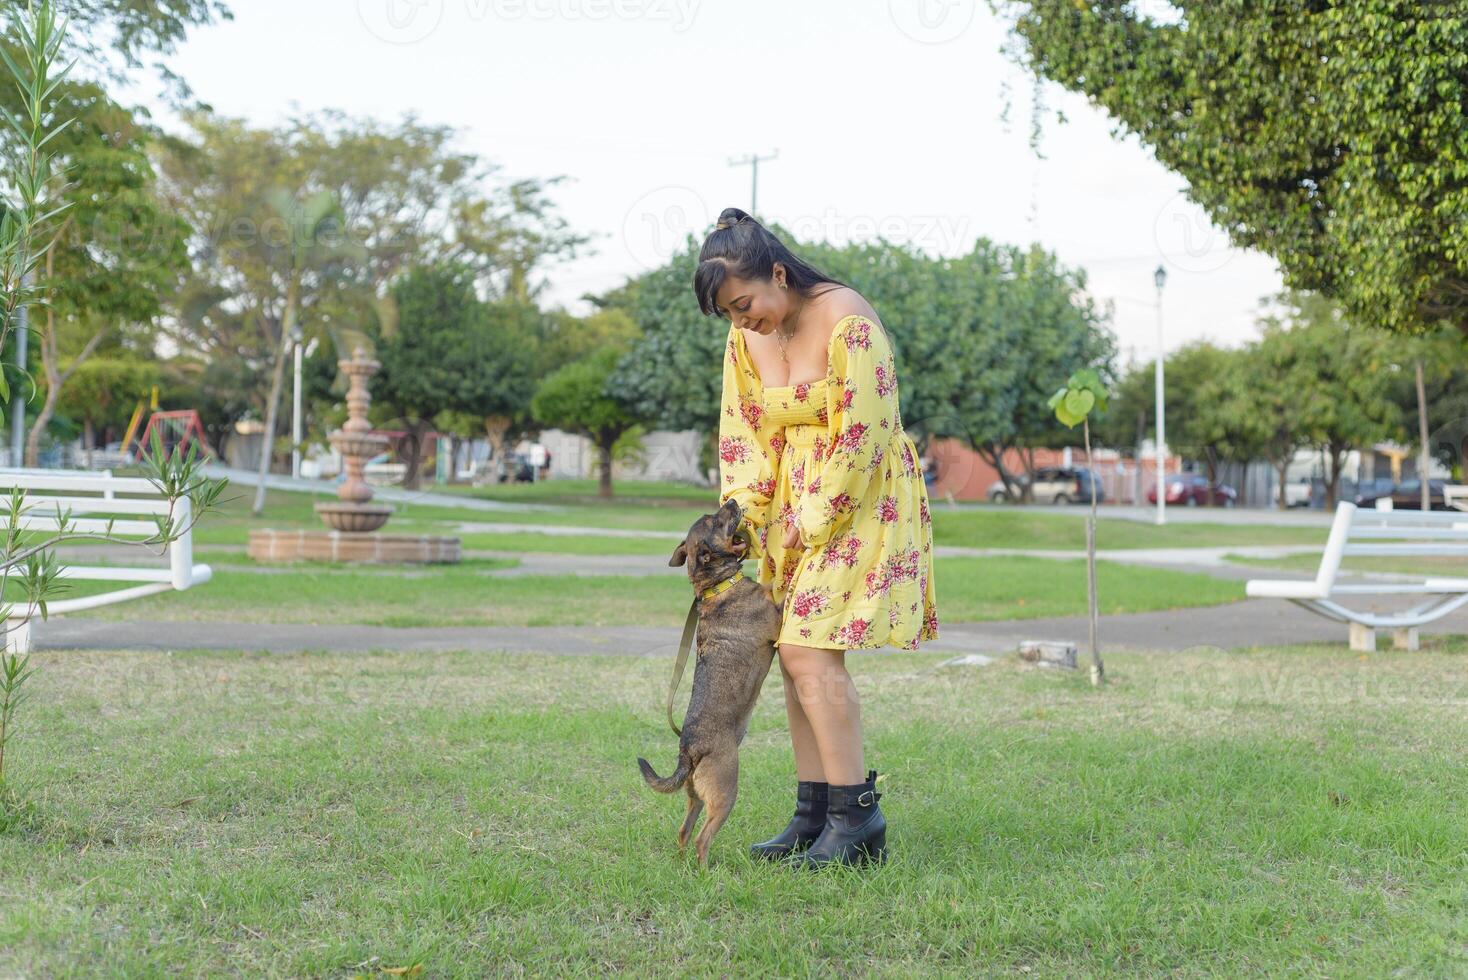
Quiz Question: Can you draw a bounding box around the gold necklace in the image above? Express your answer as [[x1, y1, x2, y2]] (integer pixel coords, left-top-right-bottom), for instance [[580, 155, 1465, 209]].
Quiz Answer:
[[776, 322, 796, 361]]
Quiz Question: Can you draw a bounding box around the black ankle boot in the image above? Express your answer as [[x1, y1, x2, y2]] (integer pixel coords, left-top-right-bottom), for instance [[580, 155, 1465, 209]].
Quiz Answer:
[[787, 769, 886, 869], [749, 779, 829, 861]]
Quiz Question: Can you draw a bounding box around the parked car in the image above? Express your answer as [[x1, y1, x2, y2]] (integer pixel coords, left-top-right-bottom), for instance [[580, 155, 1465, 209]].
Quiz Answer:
[[1147, 473, 1237, 507], [362, 451, 407, 486], [1352, 477, 1396, 507], [987, 466, 1104, 505], [1284, 477, 1314, 508], [1357, 478, 1452, 510]]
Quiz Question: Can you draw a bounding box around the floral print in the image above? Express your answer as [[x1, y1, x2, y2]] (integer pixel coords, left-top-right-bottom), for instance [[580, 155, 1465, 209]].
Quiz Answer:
[[717, 314, 940, 651]]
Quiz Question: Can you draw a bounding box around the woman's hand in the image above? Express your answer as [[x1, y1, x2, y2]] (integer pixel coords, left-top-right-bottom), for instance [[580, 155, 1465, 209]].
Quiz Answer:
[[782, 520, 803, 551]]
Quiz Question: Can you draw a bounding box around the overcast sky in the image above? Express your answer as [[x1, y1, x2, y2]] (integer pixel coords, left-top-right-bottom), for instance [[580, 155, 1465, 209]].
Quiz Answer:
[[132, 0, 1284, 365]]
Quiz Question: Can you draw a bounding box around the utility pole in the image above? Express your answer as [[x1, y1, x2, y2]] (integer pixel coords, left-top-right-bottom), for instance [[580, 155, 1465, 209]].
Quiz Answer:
[[1415, 359, 1430, 511], [728, 149, 778, 217], [1153, 264, 1168, 526], [10, 273, 29, 466]]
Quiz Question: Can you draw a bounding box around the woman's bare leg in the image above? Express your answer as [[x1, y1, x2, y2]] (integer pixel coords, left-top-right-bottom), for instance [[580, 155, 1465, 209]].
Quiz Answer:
[[777, 642, 865, 785], [780, 654, 825, 781]]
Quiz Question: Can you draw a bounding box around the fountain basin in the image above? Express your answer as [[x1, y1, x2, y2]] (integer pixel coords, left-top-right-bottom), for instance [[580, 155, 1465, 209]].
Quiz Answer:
[[315, 501, 393, 532]]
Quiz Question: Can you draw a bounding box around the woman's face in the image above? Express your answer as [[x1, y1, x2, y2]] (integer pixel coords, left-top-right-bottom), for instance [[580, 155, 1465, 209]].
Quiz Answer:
[[714, 267, 791, 337]]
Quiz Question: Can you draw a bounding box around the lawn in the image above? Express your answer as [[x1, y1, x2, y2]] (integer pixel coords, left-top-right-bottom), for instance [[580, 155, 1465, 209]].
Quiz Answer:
[[1, 639, 1463, 975], [44, 555, 1243, 628], [188, 480, 1332, 552]]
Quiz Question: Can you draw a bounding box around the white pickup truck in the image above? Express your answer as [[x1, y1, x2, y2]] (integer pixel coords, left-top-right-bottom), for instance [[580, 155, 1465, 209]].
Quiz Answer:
[[1283, 478, 1312, 508]]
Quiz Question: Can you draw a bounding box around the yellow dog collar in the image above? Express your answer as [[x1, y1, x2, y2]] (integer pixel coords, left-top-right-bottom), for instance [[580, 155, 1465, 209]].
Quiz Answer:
[[700, 569, 745, 600]]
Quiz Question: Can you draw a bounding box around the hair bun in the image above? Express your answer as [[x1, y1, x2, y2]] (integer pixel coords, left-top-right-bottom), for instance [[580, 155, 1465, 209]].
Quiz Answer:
[[715, 207, 751, 231]]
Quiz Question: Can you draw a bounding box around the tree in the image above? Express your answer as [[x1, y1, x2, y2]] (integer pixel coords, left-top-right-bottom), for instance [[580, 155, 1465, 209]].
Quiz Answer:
[[532, 347, 642, 498], [1261, 291, 1405, 508], [371, 262, 537, 489], [1050, 367, 1109, 686], [156, 109, 583, 508], [995, 0, 1468, 337], [0, 0, 229, 113], [23, 78, 186, 465], [971, 244, 1116, 501], [0, 1, 224, 810], [1230, 322, 1318, 510], [56, 355, 160, 458], [606, 231, 1113, 495]]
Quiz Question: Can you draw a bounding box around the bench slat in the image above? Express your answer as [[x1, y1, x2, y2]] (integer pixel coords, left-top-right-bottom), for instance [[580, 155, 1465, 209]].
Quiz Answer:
[[1343, 543, 1468, 555], [1348, 527, 1468, 540], [10, 495, 175, 516], [54, 565, 174, 583], [0, 473, 163, 494], [4, 516, 161, 536]]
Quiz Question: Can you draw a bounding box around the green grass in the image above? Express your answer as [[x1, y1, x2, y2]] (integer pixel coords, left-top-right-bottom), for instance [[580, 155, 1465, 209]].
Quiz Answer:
[[1, 639, 1463, 975], [409, 529, 680, 556], [435, 476, 716, 506], [43, 556, 1243, 628], [928, 507, 1329, 551]]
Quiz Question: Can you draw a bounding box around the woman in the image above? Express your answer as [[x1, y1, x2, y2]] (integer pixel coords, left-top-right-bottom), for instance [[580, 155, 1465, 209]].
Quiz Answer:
[[693, 207, 939, 869]]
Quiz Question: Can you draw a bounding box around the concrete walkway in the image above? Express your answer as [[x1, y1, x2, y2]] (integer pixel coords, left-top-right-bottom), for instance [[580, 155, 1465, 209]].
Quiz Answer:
[[54, 539, 1410, 587], [30, 594, 1468, 656], [202, 464, 563, 514]]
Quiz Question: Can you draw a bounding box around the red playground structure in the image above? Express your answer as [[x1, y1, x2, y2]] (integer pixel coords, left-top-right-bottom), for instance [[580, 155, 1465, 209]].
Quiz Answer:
[[122, 408, 216, 462]]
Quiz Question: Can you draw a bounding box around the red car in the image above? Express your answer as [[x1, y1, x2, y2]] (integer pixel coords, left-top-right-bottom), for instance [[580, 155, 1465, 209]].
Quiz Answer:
[[1147, 473, 1237, 507]]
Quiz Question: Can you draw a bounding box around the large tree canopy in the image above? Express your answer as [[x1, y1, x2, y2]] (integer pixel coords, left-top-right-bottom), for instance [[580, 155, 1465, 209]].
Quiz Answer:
[[996, 0, 1468, 336], [605, 231, 1114, 489]]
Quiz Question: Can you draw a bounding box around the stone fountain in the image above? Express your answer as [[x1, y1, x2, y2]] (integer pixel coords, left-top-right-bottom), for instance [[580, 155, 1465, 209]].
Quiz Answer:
[[247, 346, 461, 564]]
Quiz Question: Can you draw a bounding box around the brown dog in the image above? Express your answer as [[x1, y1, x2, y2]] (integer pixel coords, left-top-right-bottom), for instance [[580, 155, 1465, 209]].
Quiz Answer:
[[637, 498, 782, 866]]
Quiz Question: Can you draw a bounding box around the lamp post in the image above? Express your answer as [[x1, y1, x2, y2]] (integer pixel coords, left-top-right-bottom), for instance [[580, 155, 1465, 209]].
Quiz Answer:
[[1153, 264, 1167, 526], [290, 325, 304, 479]]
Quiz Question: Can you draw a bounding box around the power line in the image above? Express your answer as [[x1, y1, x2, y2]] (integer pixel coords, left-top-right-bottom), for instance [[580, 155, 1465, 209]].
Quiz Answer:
[[728, 149, 778, 218]]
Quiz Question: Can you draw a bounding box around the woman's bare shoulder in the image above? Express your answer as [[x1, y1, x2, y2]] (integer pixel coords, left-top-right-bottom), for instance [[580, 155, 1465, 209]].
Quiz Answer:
[[808, 286, 882, 344]]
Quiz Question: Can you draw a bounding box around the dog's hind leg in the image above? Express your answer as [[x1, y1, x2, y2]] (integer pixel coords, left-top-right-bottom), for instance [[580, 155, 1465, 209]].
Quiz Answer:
[[691, 752, 738, 868], [677, 787, 704, 852]]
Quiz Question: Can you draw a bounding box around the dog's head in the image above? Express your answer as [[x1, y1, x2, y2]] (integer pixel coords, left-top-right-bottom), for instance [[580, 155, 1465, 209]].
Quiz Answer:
[[669, 498, 750, 592]]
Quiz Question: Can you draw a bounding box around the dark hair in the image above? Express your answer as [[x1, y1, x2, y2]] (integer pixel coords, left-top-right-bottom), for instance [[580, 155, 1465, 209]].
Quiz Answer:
[[693, 207, 851, 319]]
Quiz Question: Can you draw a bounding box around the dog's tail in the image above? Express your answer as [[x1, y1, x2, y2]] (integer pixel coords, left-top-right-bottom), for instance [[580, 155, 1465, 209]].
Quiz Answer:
[[637, 752, 689, 793]]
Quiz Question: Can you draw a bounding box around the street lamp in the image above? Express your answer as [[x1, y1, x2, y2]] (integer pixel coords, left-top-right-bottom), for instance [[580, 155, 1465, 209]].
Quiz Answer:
[[1153, 264, 1168, 526], [290, 325, 304, 480]]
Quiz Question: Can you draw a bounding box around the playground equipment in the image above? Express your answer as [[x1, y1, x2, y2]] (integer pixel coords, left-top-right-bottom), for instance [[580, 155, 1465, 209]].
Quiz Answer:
[[121, 390, 215, 463]]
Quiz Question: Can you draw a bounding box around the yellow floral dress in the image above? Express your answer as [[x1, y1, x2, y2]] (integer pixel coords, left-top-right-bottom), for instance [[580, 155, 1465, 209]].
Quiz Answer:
[[717, 313, 939, 650]]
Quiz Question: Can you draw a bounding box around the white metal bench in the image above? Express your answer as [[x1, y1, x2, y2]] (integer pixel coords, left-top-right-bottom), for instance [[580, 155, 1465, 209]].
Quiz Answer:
[[0, 471, 213, 653], [1244, 500, 1468, 651]]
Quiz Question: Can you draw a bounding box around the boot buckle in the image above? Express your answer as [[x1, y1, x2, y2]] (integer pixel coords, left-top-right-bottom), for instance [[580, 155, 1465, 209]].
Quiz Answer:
[[856, 790, 876, 806]]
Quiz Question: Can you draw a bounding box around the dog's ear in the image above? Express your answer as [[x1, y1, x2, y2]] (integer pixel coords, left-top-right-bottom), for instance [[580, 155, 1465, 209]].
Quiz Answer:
[[668, 540, 688, 567]]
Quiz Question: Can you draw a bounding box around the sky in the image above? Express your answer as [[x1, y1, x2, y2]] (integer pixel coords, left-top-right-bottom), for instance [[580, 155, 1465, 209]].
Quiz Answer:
[[130, 0, 1285, 366]]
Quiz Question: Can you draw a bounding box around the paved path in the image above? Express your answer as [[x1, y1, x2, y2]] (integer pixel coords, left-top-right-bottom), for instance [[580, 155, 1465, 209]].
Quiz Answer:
[[202, 464, 563, 514], [55, 539, 1403, 587], [30, 594, 1468, 656]]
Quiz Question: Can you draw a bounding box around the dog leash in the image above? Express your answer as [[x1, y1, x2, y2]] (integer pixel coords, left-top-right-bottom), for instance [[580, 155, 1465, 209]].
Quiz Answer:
[[666, 569, 746, 736]]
